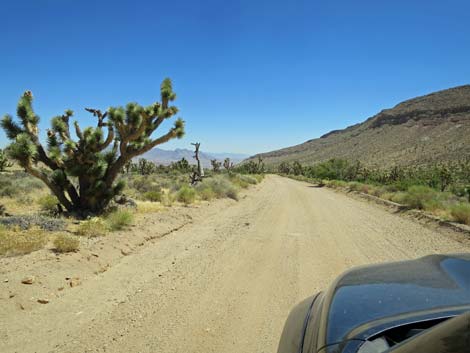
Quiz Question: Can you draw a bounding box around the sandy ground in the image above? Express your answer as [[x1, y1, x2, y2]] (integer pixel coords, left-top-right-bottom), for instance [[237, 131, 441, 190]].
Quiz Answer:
[[1, 175, 470, 353]]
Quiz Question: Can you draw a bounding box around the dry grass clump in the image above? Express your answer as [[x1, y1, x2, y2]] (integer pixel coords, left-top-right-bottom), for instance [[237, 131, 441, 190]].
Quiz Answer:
[[53, 233, 80, 253], [136, 201, 164, 213], [105, 210, 134, 231], [229, 174, 258, 189], [143, 190, 163, 202], [0, 225, 48, 256], [76, 217, 109, 237], [451, 203, 470, 225]]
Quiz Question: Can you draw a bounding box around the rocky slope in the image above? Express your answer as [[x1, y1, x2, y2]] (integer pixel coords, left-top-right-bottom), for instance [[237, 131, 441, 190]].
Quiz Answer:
[[249, 85, 470, 168]]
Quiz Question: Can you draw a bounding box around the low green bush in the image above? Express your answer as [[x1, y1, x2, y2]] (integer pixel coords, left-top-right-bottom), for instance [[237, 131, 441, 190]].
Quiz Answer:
[[143, 190, 163, 202], [450, 203, 470, 225], [348, 182, 364, 192], [176, 185, 196, 205], [197, 176, 239, 200], [197, 187, 216, 201], [37, 194, 59, 214], [400, 185, 438, 209]]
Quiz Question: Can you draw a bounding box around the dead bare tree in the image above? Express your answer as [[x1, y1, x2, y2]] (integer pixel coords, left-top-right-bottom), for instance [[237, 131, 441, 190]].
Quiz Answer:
[[189, 142, 204, 185]]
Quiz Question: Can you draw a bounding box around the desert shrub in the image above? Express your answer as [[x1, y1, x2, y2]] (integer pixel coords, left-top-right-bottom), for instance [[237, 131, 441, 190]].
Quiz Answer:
[[370, 186, 387, 198], [252, 174, 264, 183], [0, 178, 15, 197], [105, 210, 134, 231], [226, 188, 239, 200], [162, 192, 176, 207], [400, 186, 438, 210], [136, 201, 164, 213], [328, 180, 347, 188], [390, 192, 408, 204], [0, 215, 66, 231], [0, 226, 48, 256], [197, 176, 238, 200], [37, 195, 59, 214], [176, 185, 196, 205], [422, 199, 445, 213], [381, 192, 396, 201], [450, 203, 470, 225], [0, 173, 45, 198], [348, 182, 364, 192], [129, 175, 158, 193], [230, 174, 257, 188], [76, 217, 109, 237], [53, 233, 80, 253], [197, 187, 216, 201], [169, 179, 188, 192], [143, 190, 163, 202]]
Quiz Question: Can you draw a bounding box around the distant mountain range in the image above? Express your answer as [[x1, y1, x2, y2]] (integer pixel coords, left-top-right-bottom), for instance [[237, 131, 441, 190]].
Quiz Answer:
[[247, 85, 470, 168], [141, 148, 249, 168]]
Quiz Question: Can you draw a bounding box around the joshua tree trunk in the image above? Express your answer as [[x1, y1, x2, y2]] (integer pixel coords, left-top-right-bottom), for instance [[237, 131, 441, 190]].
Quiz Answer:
[[190, 142, 204, 185]]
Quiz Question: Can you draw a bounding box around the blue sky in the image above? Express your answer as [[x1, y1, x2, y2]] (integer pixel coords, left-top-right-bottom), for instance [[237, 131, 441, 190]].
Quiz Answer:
[[1, 0, 470, 155]]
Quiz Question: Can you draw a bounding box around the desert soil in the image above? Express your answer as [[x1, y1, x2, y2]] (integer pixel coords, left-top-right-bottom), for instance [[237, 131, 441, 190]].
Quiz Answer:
[[1, 175, 469, 353]]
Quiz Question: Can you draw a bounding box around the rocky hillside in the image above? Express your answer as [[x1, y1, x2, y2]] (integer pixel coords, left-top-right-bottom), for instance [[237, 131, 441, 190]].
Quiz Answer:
[[249, 85, 470, 168]]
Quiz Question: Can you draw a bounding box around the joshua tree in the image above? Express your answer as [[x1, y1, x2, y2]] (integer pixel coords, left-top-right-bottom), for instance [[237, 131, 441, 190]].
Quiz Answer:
[[1, 78, 185, 215], [256, 156, 265, 173], [190, 142, 204, 185], [137, 158, 156, 175], [123, 160, 134, 174], [211, 159, 221, 173], [223, 157, 233, 171], [0, 148, 13, 172], [292, 161, 303, 176], [172, 157, 191, 173], [278, 161, 291, 174]]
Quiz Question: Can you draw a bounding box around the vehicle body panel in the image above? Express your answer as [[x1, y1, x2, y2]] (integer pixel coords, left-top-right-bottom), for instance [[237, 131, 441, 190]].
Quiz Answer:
[[278, 254, 470, 353]]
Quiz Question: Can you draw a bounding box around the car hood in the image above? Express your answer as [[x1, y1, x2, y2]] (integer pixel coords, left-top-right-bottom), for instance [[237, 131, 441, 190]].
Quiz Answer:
[[322, 254, 470, 346]]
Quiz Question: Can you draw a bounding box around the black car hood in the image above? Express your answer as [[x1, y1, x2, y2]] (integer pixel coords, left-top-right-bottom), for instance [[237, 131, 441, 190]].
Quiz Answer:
[[323, 254, 470, 346]]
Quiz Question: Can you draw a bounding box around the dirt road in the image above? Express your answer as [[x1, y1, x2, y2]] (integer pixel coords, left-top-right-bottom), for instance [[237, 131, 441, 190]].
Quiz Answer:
[[2, 175, 469, 353]]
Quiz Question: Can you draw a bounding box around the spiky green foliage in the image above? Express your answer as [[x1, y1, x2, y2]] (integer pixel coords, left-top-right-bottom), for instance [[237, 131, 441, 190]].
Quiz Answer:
[[171, 157, 191, 173], [236, 156, 265, 174], [1, 79, 185, 215], [0, 149, 13, 172], [223, 158, 233, 171], [210, 159, 221, 173], [137, 158, 156, 175]]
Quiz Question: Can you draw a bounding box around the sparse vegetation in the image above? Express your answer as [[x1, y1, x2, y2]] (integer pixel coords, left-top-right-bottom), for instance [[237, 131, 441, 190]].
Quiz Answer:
[[0, 148, 262, 259], [283, 159, 470, 226], [53, 233, 80, 253], [0, 225, 48, 256]]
